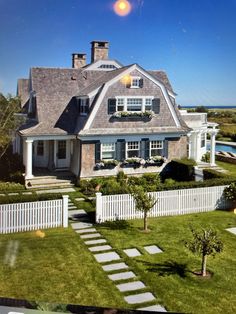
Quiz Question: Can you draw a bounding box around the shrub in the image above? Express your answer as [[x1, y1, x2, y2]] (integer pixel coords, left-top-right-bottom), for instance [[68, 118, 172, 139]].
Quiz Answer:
[[0, 147, 24, 182], [0, 193, 62, 204], [201, 152, 210, 163], [116, 171, 127, 183], [162, 158, 196, 182], [224, 183, 236, 203], [78, 180, 95, 195], [203, 169, 227, 180], [0, 181, 25, 192]]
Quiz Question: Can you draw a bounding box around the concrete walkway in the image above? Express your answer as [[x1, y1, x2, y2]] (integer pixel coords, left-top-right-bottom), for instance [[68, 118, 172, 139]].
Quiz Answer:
[[68, 197, 167, 312]]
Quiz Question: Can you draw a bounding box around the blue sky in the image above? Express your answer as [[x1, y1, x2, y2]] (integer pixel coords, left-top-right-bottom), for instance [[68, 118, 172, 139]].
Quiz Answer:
[[0, 0, 236, 106]]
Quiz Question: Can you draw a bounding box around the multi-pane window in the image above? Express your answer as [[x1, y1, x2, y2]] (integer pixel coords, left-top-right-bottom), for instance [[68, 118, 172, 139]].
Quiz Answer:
[[131, 77, 140, 88], [37, 141, 44, 156], [101, 143, 115, 159], [80, 98, 88, 116], [58, 140, 67, 159], [117, 98, 125, 111], [145, 98, 152, 111], [201, 133, 206, 148], [127, 98, 142, 111], [150, 140, 163, 156], [127, 141, 140, 158]]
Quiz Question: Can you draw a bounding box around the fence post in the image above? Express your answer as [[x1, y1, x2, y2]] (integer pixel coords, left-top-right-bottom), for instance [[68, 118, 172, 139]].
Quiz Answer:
[[96, 192, 102, 223], [62, 195, 68, 228]]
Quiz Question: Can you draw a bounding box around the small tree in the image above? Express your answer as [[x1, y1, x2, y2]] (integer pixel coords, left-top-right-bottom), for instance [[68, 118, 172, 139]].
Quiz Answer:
[[224, 183, 236, 207], [130, 186, 157, 232], [185, 227, 223, 277]]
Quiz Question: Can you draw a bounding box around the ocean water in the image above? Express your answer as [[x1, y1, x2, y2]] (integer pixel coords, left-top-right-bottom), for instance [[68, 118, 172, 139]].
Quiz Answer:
[[184, 106, 236, 109]]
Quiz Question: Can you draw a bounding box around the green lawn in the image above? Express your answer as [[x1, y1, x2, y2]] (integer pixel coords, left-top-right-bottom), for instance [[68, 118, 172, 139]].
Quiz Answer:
[[97, 211, 236, 314], [0, 227, 127, 309], [1, 211, 236, 313], [217, 160, 236, 176]]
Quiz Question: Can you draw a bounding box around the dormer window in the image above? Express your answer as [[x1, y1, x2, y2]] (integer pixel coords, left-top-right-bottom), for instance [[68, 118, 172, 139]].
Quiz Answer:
[[127, 76, 143, 88], [77, 97, 89, 116]]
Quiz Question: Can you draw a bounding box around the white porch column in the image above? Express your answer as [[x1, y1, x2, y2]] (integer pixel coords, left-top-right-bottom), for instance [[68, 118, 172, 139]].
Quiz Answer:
[[187, 133, 192, 159], [196, 132, 202, 162], [25, 139, 33, 179], [210, 131, 217, 166]]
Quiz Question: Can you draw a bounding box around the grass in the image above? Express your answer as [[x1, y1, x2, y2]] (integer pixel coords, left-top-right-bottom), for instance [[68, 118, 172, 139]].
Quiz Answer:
[[0, 226, 127, 309], [217, 161, 236, 176], [96, 211, 236, 314]]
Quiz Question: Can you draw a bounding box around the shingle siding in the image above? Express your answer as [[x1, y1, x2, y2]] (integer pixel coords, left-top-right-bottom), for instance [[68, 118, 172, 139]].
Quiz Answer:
[[90, 69, 176, 130]]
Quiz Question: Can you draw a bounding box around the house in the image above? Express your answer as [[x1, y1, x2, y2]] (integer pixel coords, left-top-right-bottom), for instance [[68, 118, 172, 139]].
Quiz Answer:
[[15, 40, 218, 186]]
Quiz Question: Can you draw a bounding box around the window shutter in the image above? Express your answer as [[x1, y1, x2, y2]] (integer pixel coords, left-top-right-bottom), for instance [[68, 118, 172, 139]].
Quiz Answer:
[[141, 138, 149, 159], [126, 81, 131, 88], [95, 141, 101, 163], [139, 78, 144, 88], [85, 98, 89, 114], [108, 98, 116, 114], [152, 98, 160, 114], [77, 98, 81, 113], [116, 140, 126, 161]]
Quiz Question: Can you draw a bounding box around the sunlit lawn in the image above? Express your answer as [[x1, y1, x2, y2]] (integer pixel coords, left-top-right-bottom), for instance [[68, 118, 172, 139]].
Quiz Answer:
[[217, 160, 236, 176], [0, 226, 127, 309], [97, 211, 236, 314], [1, 211, 236, 313]]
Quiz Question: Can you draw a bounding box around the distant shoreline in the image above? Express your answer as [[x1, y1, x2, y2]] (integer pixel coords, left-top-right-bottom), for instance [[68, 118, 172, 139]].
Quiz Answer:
[[183, 106, 236, 109]]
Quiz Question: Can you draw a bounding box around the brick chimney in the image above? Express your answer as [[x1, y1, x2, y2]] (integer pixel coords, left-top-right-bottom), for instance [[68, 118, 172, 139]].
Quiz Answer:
[[91, 41, 109, 63], [72, 53, 86, 68]]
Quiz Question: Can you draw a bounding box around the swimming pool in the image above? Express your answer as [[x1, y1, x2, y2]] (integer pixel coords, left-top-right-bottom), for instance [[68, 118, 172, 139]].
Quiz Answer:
[[207, 143, 236, 153]]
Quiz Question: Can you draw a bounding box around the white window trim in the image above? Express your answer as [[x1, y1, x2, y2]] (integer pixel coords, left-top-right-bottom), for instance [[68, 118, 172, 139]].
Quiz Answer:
[[115, 96, 154, 112], [101, 142, 116, 160], [150, 140, 164, 157], [126, 141, 140, 159], [130, 76, 141, 88]]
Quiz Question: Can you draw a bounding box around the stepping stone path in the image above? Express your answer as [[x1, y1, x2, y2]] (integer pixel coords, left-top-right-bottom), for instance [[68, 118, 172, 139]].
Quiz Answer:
[[102, 262, 129, 272], [144, 245, 163, 254], [68, 196, 167, 312], [116, 281, 145, 292], [108, 271, 136, 281], [88, 245, 112, 252], [123, 248, 141, 257]]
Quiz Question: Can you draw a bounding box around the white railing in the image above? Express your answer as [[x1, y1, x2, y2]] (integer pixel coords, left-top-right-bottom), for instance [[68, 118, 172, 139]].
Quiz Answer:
[[0, 195, 68, 234], [96, 186, 229, 223]]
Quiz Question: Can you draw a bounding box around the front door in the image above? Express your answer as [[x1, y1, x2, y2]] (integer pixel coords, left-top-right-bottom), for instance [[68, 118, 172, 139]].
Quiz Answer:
[[56, 140, 70, 168]]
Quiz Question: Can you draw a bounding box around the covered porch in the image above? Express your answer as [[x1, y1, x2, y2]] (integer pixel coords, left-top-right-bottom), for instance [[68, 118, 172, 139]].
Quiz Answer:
[[21, 135, 77, 183]]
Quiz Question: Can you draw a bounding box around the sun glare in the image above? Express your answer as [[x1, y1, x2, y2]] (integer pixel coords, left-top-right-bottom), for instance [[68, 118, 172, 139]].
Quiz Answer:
[[113, 0, 132, 16]]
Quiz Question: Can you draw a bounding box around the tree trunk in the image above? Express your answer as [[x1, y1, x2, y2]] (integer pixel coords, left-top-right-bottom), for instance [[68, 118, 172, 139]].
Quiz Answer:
[[144, 211, 148, 232], [201, 254, 207, 276]]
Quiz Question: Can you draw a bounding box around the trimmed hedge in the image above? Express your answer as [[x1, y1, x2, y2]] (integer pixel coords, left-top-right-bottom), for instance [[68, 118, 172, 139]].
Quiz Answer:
[[203, 169, 227, 180], [161, 158, 196, 182], [0, 193, 63, 204], [0, 181, 25, 192]]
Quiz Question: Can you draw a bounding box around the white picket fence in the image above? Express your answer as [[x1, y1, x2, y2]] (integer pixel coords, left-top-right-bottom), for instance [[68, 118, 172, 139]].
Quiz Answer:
[[0, 195, 68, 234], [96, 185, 229, 223]]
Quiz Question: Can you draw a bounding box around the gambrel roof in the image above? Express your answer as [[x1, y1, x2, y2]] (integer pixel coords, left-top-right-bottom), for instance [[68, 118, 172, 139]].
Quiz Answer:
[[18, 60, 189, 137]]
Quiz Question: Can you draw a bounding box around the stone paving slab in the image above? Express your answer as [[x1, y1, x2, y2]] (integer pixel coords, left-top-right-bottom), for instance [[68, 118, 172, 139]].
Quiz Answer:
[[22, 192, 33, 195], [108, 271, 136, 281], [124, 292, 155, 304], [75, 228, 97, 234], [71, 222, 93, 230], [75, 197, 86, 201], [102, 262, 129, 272], [36, 187, 75, 194], [144, 245, 163, 254], [137, 305, 167, 312], [116, 281, 145, 292], [94, 252, 121, 263], [85, 239, 107, 245], [68, 209, 87, 216], [89, 245, 112, 252], [226, 227, 236, 235], [80, 233, 102, 239], [123, 248, 141, 257], [8, 193, 19, 196]]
